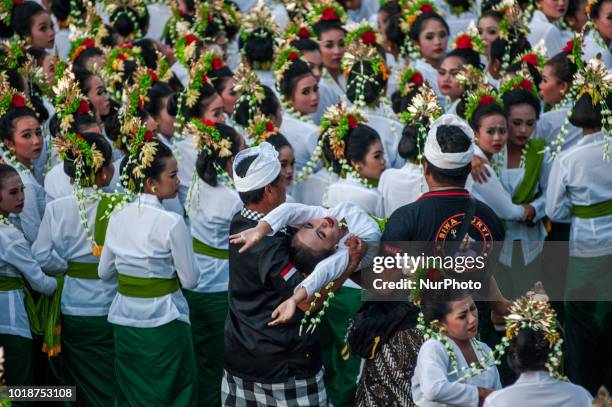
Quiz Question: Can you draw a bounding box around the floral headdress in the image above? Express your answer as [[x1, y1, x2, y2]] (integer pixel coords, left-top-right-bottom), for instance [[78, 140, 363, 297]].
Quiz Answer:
[[345, 22, 383, 48], [0, 0, 21, 26], [0, 40, 28, 71], [118, 66, 159, 123], [513, 46, 546, 72], [284, 16, 316, 42], [452, 22, 485, 55], [493, 0, 528, 41], [102, 43, 144, 101], [321, 103, 365, 161], [455, 64, 486, 91], [119, 115, 158, 193], [247, 112, 278, 145], [499, 70, 538, 97], [162, 2, 193, 46], [307, 0, 347, 25], [463, 86, 503, 122], [67, 3, 110, 62], [104, 0, 148, 39], [0, 72, 33, 118], [585, 0, 598, 16], [400, 0, 439, 58], [397, 67, 426, 96], [282, 0, 313, 19], [239, 1, 280, 42], [0, 40, 51, 98], [341, 41, 388, 107], [273, 44, 303, 86], [505, 296, 564, 379], [52, 66, 94, 133], [194, 0, 241, 40], [175, 32, 202, 67], [233, 61, 266, 125]]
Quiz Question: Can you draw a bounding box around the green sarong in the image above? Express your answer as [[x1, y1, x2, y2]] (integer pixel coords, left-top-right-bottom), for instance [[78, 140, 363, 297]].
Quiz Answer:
[[183, 290, 228, 407], [62, 315, 116, 407], [320, 286, 362, 407], [0, 334, 33, 407], [512, 139, 545, 204], [113, 320, 197, 407]]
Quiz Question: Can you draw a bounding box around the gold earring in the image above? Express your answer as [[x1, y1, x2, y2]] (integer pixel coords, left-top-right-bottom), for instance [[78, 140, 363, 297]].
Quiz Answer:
[[151, 185, 158, 192]]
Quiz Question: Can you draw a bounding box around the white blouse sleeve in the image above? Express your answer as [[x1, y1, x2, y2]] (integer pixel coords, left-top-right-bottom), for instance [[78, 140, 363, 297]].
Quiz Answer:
[[7, 238, 56, 295], [545, 156, 572, 221], [31, 205, 68, 274], [97, 236, 117, 281], [20, 180, 44, 242], [297, 249, 349, 296], [262, 203, 328, 234], [470, 166, 525, 221], [168, 218, 198, 290]]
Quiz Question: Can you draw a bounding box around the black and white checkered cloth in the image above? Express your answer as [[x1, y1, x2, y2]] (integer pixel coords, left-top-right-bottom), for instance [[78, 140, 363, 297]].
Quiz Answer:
[[221, 369, 329, 406], [241, 207, 265, 222]]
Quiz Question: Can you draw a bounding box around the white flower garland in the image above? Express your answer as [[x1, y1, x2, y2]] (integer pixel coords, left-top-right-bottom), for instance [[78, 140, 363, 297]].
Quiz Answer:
[[281, 99, 314, 124], [0, 213, 14, 228], [1, 144, 32, 177]]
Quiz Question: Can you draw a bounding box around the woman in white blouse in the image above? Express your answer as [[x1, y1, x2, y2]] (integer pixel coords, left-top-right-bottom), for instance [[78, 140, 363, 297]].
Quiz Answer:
[[32, 134, 118, 407], [0, 163, 57, 388], [528, 0, 570, 58], [98, 141, 199, 406], [583, 0, 612, 69]]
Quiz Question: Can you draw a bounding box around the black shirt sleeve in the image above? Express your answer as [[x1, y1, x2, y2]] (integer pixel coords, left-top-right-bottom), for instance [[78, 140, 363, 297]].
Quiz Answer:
[[257, 236, 305, 296]]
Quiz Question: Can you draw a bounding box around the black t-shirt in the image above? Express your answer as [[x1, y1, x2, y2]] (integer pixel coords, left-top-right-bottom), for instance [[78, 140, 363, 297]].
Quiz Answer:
[[224, 212, 322, 383]]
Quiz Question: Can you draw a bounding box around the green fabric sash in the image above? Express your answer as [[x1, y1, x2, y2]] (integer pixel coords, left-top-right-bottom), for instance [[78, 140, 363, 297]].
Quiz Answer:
[[192, 238, 229, 259], [118, 274, 180, 298], [66, 261, 99, 279], [39, 275, 64, 357], [0, 275, 24, 291], [94, 194, 117, 246], [513, 139, 546, 204], [0, 275, 44, 337], [572, 199, 612, 219]]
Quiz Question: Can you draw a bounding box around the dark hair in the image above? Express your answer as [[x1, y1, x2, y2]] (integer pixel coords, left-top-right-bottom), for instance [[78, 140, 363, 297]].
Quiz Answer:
[[1, 66, 25, 92], [391, 88, 418, 115], [109, 6, 149, 39], [507, 61, 542, 87], [445, 0, 472, 10], [421, 287, 471, 325], [346, 61, 387, 105], [234, 85, 280, 127], [133, 39, 159, 70], [278, 59, 313, 100], [467, 101, 506, 130], [195, 123, 242, 186], [589, 0, 612, 19], [0, 107, 40, 144], [446, 48, 484, 71], [291, 38, 320, 53], [570, 93, 612, 129], [48, 103, 97, 138], [73, 67, 97, 96], [479, 8, 503, 20], [51, 0, 83, 22], [313, 20, 345, 38], [408, 12, 449, 43], [508, 328, 550, 373], [545, 52, 577, 85], [145, 82, 174, 118], [11, 1, 47, 40], [182, 82, 219, 121], [425, 125, 472, 186], [239, 29, 275, 65], [490, 36, 531, 65], [379, 1, 405, 48], [73, 47, 105, 70], [266, 133, 293, 152], [120, 141, 173, 193], [290, 234, 335, 274], [0, 163, 19, 191], [104, 107, 150, 149], [398, 124, 419, 161], [501, 88, 541, 120], [63, 132, 113, 181], [208, 64, 234, 95], [234, 153, 281, 204], [26, 47, 49, 67], [323, 124, 381, 175]]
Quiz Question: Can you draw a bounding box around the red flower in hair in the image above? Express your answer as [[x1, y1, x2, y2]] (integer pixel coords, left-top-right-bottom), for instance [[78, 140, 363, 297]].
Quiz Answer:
[[563, 40, 574, 54], [420, 3, 433, 13], [13, 0, 23, 5], [265, 121, 275, 132], [201, 119, 216, 127], [288, 51, 299, 61], [83, 38, 95, 48], [138, 97, 144, 109], [120, 43, 133, 49], [207, 11, 213, 22], [455, 34, 473, 50], [520, 79, 533, 91], [347, 115, 358, 129], [298, 27, 310, 39], [201, 72, 209, 83], [478, 94, 495, 107], [211, 57, 224, 70], [19, 45, 26, 53], [361, 30, 377, 46], [411, 72, 424, 85], [147, 69, 158, 82], [76, 100, 90, 115], [11, 94, 26, 108], [522, 53, 539, 66], [185, 34, 198, 45], [76, 134, 85, 140], [117, 52, 128, 61], [321, 7, 338, 21], [144, 130, 154, 142]]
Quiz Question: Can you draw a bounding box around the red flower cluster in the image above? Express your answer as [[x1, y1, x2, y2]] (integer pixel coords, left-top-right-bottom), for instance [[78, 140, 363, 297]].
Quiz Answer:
[[520, 79, 533, 91], [420, 4, 433, 13], [120, 44, 133, 49], [13, 0, 23, 5], [288, 51, 299, 61], [410, 72, 424, 85], [201, 72, 209, 83], [361, 30, 377, 46], [82, 38, 95, 49], [455, 34, 473, 50], [147, 69, 158, 82], [321, 7, 338, 21], [207, 11, 213, 22], [298, 27, 310, 39], [76, 99, 90, 115], [265, 121, 275, 132], [201, 119, 216, 127], [144, 130, 154, 142], [138, 97, 144, 109], [522, 53, 539, 66], [76, 134, 84, 140], [477, 94, 495, 107], [11, 94, 26, 108], [211, 57, 224, 70], [563, 40, 574, 54], [117, 52, 128, 61], [185, 34, 198, 45], [347, 115, 358, 129]]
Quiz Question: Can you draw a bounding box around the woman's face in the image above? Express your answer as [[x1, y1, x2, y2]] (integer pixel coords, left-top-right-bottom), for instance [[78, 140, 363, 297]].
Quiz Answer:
[[539, 65, 568, 105], [201, 94, 226, 124], [42, 54, 56, 87], [29, 12, 55, 49], [437, 56, 464, 100], [291, 74, 319, 114], [440, 296, 479, 342], [149, 156, 180, 200], [302, 50, 324, 82], [594, 1, 612, 43], [155, 96, 176, 137], [0, 173, 25, 215], [538, 0, 569, 20], [319, 29, 345, 72], [278, 145, 295, 187], [296, 216, 342, 253], [476, 113, 508, 155], [4, 116, 43, 163], [477, 16, 500, 57], [417, 18, 448, 66], [219, 77, 239, 115], [567, 0, 588, 31], [87, 75, 111, 118], [356, 140, 385, 181], [508, 104, 537, 147]]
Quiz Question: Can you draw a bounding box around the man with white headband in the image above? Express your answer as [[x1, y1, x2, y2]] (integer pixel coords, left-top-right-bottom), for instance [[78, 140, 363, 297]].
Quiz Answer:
[[222, 142, 329, 406]]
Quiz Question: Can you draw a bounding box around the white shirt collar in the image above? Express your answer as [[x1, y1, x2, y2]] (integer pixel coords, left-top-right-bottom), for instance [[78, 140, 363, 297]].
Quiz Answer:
[[138, 193, 164, 208]]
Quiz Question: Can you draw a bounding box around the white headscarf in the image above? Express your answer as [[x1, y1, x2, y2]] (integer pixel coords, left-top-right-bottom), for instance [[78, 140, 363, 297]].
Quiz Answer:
[[232, 142, 281, 192], [424, 114, 474, 169]]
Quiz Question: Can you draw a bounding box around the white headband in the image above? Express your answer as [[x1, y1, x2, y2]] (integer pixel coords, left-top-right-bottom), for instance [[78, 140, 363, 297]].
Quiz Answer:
[[424, 114, 474, 170], [232, 142, 281, 192]]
